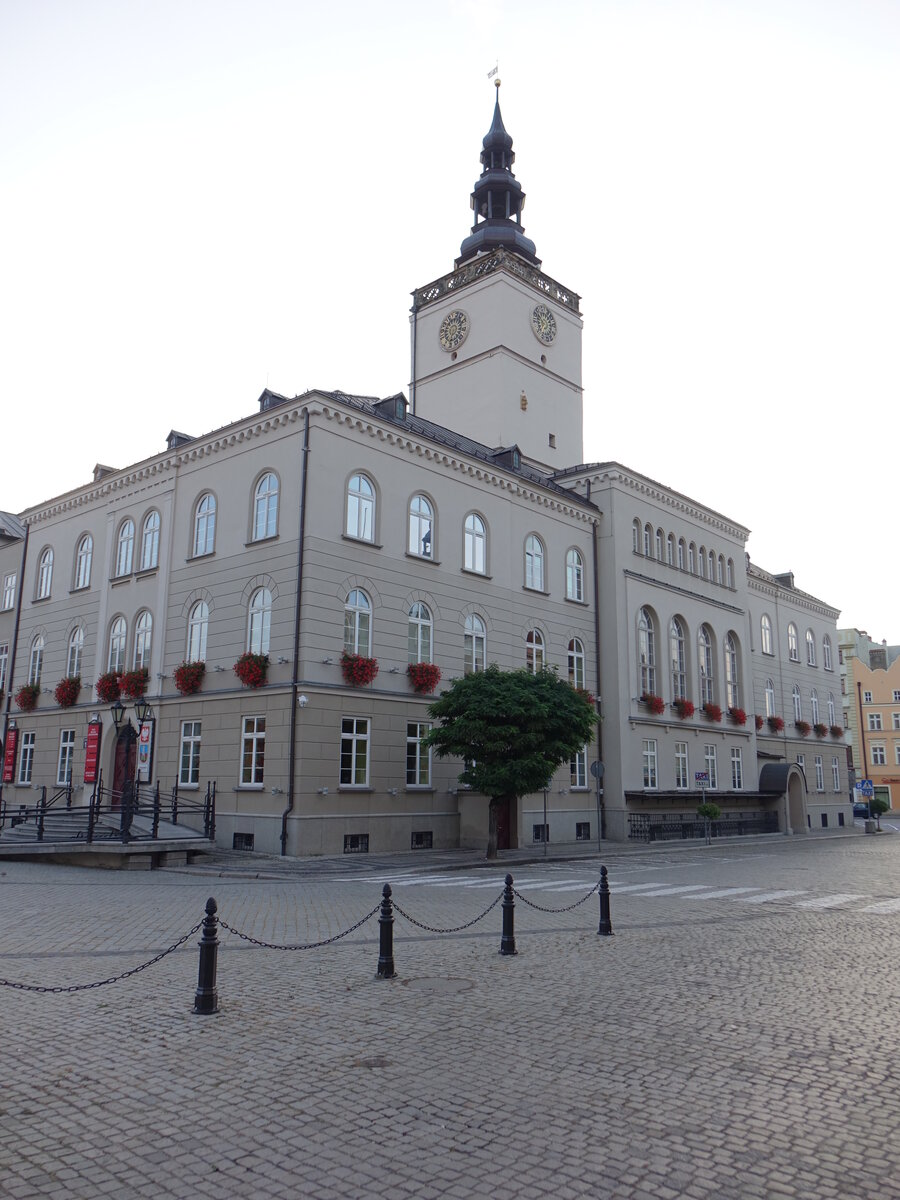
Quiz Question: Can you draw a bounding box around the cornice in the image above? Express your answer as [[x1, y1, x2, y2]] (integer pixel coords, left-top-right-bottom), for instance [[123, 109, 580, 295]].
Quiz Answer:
[[413, 343, 584, 395], [623, 569, 745, 616]]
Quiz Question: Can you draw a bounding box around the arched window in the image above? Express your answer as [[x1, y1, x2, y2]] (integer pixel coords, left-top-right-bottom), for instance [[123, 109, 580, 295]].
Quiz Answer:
[[823, 635, 833, 671], [566, 549, 584, 602], [108, 616, 127, 673], [643, 524, 652, 556], [140, 511, 160, 571], [828, 693, 836, 725], [698, 625, 714, 705], [677, 539, 686, 570], [464, 514, 486, 574], [74, 535, 93, 590], [698, 547, 706, 579], [655, 529, 664, 561], [726, 559, 735, 588], [670, 617, 686, 699], [724, 633, 740, 709], [632, 519, 642, 553], [37, 548, 53, 599], [525, 535, 544, 591], [806, 630, 816, 666], [792, 684, 802, 722], [252, 474, 279, 541], [193, 494, 216, 557], [688, 543, 696, 574], [408, 602, 433, 663], [408, 495, 434, 558], [568, 637, 585, 689], [115, 520, 135, 577], [666, 534, 675, 566], [787, 623, 799, 662], [29, 634, 44, 685], [67, 627, 84, 678], [765, 678, 776, 718], [810, 690, 819, 724], [343, 589, 371, 656], [346, 474, 375, 541], [464, 614, 486, 675], [638, 607, 656, 695], [186, 601, 208, 663], [717, 555, 725, 585], [247, 588, 272, 655], [526, 628, 545, 674], [134, 611, 152, 669], [708, 550, 716, 579], [760, 614, 773, 655]]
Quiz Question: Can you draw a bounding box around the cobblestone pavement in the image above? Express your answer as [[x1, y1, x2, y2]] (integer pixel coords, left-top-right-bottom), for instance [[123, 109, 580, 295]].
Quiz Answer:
[[1, 834, 899, 1199]]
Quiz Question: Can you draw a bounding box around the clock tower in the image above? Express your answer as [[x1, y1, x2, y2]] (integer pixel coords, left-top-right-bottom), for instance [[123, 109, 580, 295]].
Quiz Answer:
[[410, 83, 584, 470]]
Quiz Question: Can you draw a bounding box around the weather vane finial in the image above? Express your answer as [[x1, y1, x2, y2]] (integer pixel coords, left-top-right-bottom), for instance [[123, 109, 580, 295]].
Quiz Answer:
[[487, 61, 500, 88]]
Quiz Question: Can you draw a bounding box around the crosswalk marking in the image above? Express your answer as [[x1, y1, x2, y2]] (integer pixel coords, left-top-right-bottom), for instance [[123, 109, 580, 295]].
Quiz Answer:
[[632, 884, 717, 897], [736, 890, 808, 904], [795, 893, 869, 909], [682, 887, 760, 899], [860, 897, 900, 913], [608, 882, 672, 893]]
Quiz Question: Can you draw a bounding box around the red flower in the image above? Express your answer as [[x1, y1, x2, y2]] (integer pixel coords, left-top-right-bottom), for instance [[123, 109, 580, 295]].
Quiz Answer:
[[702, 703, 722, 723], [727, 706, 747, 726], [120, 668, 149, 699], [174, 661, 205, 695], [829, 724, 844, 739], [15, 684, 40, 712], [767, 715, 785, 733], [407, 662, 442, 694], [755, 714, 764, 731], [813, 722, 828, 738], [640, 692, 666, 715], [96, 672, 121, 703], [672, 698, 695, 720], [795, 720, 811, 737], [341, 652, 378, 687], [54, 676, 81, 708], [234, 653, 269, 689]]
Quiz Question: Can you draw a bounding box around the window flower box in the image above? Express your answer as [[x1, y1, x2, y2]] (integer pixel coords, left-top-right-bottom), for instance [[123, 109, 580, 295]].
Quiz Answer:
[[829, 724, 844, 739], [813, 722, 828, 739], [754, 714, 764, 731], [672, 698, 695, 720], [794, 720, 811, 738], [341, 652, 378, 687], [174, 661, 205, 696], [120, 668, 149, 700], [702, 702, 722, 723], [407, 661, 441, 694], [767, 715, 784, 733], [95, 672, 121, 703], [640, 692, 665, 715], [54, 676, 81, 708], [234, 653, 269, 689], [15, 683, 40, 712], [727, 706, 747, 726]]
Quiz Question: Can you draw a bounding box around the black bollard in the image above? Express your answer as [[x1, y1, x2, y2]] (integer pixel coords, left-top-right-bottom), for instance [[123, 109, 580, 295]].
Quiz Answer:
[[193, 897, 220, 1014], [597, 865, 613, 936], [376, 883, 396, 979], [500, 873, 517, 956]]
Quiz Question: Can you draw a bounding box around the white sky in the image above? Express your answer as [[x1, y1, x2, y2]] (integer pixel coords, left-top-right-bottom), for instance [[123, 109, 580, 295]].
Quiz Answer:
[[2, 0, 898, 642]]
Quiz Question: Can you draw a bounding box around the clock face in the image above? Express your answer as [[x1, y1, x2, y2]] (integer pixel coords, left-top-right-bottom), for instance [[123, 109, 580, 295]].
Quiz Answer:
[[531, 303, 557, 345], [439, 309, 469, 352]]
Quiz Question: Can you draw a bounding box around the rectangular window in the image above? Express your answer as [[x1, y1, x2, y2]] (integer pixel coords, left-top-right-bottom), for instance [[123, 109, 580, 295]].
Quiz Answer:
[[240, 716, 266, 785], [18, 731, 35, 785], [576, 821, 591, 841], [868, 713, 882, 731], [872, 745, 886, 766], [864, 691, 873, 703], [814, 756, 824, 792], [821, 812, 828, 828], [642, 739, 658, 789], [832, 757, 840, 792], [894, 691, 900, 703], [2, 573, 16, 610], [343, 833, 369, 854], [406, 722, 431, 787], [731, 747, 743, 790], [56, 729, 76, 786], [180, 720, 202, 786], [675, 741, 688, 790], [703, 745, 718, 790], [340, 717, 369, 786], [0, 641, 8, 695], [892, 713, 900, 730], [411, 830, 433, 849], [532, 823, 549, 843], [570, 746, 587, 789], [233, 832, 255, 851]]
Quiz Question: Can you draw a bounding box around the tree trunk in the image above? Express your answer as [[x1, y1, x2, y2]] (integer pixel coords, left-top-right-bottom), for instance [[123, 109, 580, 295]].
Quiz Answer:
[[486, 797, 500, 859]]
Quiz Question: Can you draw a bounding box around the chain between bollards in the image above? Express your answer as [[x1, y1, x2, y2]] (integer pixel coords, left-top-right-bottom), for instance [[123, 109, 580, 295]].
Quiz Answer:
[[597, 865, 613, 936], [500, 873, 517, 955], [193, 897, 220, 1014], [376, 883, 396, 979]]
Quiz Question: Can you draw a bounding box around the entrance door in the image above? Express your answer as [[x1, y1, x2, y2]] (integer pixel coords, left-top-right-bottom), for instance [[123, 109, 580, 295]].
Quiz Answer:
[[112, 726, 137, 809], [495, 797, 512, 850]]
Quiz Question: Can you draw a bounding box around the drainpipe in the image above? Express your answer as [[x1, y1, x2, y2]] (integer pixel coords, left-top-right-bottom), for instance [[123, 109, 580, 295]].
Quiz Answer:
[[856, 681, 868, 797], [281, 409, 311, 855], [2, 522, 29, 755], [409, 295, 418, 415], [587, 480, 605, 840]]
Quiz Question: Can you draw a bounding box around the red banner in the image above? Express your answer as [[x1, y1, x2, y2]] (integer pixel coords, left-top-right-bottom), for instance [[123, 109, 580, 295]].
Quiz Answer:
[[2, 727, 18, 784], [84, 722, 102, 783]]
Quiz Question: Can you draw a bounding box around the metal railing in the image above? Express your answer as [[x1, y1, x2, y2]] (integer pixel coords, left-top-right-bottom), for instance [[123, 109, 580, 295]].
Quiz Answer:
[[628, 810, 779, 843]]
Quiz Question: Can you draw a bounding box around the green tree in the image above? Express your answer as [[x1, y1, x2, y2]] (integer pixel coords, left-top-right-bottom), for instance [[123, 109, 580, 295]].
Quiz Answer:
[[696, 801, 721, 845], [425, 666, 596, 858], [870, 795, 889, 831]]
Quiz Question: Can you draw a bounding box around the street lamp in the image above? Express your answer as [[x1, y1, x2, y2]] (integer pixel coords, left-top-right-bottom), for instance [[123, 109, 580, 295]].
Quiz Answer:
[[110, 700, 126, 730], [134, 698, 151, 726]]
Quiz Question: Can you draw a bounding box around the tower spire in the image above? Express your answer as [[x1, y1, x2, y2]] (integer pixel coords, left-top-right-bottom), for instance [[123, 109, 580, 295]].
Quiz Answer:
[[456, 82, 539, 268]]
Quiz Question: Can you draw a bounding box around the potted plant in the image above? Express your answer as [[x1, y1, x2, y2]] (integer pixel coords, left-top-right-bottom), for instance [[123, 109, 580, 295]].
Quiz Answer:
[[407, 662, 442, 694], [15, 683, 40, 712], [672, 697, 695, 720], [754, 714, 764, 731], [813, 722, 828, 738], [795, 719, 811, 737], [54, 676, 81, 708], [234, 652, 269, 688], [120, 667, 149, 699], [174, 660, 205, 695], [95, 672, 121, 703], [640, 692, 665, 715], [341, 651, 378, 687], [767, 715, 784, 733], [702, 702, 722, 723], [829, 724, 844, 739], [727, 706, 747, 726]]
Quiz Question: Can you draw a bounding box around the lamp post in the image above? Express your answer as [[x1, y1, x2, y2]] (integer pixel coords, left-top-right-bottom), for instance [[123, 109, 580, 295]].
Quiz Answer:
[[110, 699, 126, 731]]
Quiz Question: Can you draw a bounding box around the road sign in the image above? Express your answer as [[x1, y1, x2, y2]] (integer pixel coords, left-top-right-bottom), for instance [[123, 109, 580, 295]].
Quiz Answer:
[[695, 770, 709, 790], [856, 779, 874, 798], [590, 760, 604, 780]]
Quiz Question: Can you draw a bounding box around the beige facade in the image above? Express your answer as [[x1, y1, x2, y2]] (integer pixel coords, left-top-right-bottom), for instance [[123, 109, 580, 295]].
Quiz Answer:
[[843, 656, 900, 811]]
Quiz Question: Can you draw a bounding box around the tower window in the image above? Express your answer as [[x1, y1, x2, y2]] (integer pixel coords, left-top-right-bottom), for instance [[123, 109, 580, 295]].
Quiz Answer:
[[548, 433, 556, 448]]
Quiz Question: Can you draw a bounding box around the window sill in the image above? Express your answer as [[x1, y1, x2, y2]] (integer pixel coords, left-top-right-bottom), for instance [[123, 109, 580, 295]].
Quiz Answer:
[[564, 596, 588, 606], [460, 567, 491, 580], [187, 551, 216, 563], [405, 785, 434, 793], [405, 552, 440, 565], [341, 534, 382, 549], [135, 566, 159, 579], [69, 586, 91, 595], [236, 784, 264, 791], [178, 783, 200, 791], [109, 574, 132, 586], [244, 535, 279, 548], [523, 585, 551, 596], [338, 785, 373, 792], [32, 595, 50, 604]]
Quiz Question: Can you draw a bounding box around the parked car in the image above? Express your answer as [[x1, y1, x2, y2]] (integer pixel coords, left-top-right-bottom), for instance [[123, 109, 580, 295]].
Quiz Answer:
[[853, 802, 870, 819]]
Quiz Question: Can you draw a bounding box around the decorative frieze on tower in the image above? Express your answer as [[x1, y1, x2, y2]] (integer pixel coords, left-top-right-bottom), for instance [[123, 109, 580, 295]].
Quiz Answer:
[[410, 84, 584, 471]]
